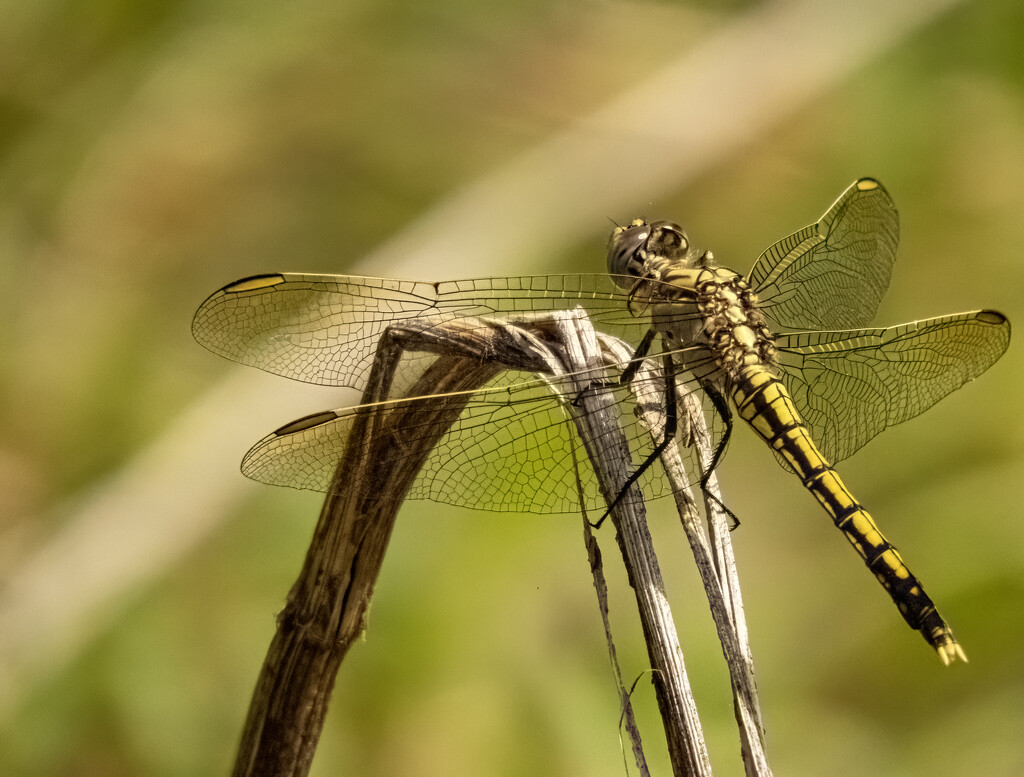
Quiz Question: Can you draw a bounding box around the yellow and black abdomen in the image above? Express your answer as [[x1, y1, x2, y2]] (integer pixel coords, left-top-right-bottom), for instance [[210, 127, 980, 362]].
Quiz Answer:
[[730, 365, 964, 664]]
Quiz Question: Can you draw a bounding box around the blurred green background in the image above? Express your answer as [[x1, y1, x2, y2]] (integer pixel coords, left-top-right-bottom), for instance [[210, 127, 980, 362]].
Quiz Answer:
[[1, 0, 1022, 775]]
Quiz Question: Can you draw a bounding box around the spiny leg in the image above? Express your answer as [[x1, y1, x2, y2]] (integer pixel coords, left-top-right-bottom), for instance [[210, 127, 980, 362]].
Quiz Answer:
[[697, 381, 741, 529], [584, 329, 726, 528], [619, 328, 658, 385], [570, 328, 657, 410], [595, 351, 678, 528]]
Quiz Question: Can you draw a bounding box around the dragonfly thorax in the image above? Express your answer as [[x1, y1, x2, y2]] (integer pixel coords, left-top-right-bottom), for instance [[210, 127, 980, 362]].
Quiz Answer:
[[649, 263, 777, 383], [696, 269, 776, 379]]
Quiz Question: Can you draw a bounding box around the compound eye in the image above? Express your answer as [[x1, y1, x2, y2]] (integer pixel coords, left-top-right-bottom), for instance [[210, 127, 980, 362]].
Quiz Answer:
[[648, 221, 688, 256], [607, 221, 650, 284]]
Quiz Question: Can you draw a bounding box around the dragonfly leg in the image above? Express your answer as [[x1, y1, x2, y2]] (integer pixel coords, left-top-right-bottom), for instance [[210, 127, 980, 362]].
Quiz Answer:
[[619, 327, 658, 385], [594, 352, 677, 528], [571, 328, 657, 410], [698, 382, 741, 530]]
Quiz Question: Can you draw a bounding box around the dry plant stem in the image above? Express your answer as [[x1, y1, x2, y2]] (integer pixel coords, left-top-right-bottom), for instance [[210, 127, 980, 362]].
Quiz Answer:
[[232, 311, 718, 777], [699, 466, 768, 777], [663, 420, 770, 777], [231, 320, 539, 777], [555, 312, 711, 777], [603, 339, 770, 777], [580, 517, 650, 776]]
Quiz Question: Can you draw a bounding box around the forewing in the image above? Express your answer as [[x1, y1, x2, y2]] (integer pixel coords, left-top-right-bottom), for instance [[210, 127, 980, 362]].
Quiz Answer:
[[748, 178, 899, 330], [192, 272, 653, 389], [773, 310, 1010, 464]]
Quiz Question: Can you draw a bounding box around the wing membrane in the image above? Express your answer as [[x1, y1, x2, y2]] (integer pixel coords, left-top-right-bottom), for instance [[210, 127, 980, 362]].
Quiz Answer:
[[240, 351, 726, 513], [748, 178, 899, 330], [192, 272, 678, 389], [773, 310, 1009, 465]]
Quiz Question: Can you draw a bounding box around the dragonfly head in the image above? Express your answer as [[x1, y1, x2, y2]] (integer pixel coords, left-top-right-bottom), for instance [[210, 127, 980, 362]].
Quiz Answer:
[[607, 218, 692, 287]]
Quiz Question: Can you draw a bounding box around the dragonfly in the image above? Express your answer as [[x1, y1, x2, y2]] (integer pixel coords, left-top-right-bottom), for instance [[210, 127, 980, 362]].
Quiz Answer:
[[193, 178, 1009, 663]]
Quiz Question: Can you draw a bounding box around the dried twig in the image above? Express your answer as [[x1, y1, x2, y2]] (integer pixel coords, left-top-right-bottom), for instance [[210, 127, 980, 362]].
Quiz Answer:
[[601, 338, 771, 777], [550, 312, 712, 777], [232, 321, 517, 776], [232, 309, 769, 777]]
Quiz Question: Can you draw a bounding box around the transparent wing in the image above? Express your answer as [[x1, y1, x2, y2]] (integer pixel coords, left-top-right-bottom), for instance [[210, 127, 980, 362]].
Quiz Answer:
[[773, 310, 1010, 465], [191, 272, 689, 389], [239, 351, 727, 514], [747, 178, 899, 331]]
